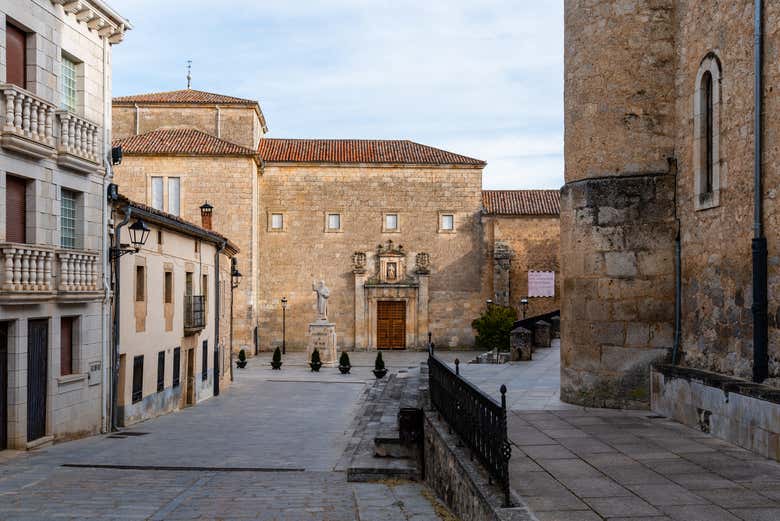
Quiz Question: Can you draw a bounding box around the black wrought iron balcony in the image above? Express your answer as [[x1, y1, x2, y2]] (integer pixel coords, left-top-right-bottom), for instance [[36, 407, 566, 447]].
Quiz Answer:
[[184, 295, 205, 334]]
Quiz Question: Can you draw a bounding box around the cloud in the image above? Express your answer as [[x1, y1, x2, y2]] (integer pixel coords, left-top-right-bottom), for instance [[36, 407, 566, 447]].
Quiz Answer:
[[109, 0, 564, 188]]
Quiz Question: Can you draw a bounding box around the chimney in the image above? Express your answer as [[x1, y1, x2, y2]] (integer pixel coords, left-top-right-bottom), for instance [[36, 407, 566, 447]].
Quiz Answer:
[[200, 201, 213, 230]]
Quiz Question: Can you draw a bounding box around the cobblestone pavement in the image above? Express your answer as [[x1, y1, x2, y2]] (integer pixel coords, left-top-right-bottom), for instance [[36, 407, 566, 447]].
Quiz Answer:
[[0, 350, 458, 520]]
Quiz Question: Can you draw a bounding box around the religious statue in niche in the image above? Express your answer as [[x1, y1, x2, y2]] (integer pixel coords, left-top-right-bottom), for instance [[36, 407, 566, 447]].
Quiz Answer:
[[387, 262, 397, 281], [312, 280, 330, 321]]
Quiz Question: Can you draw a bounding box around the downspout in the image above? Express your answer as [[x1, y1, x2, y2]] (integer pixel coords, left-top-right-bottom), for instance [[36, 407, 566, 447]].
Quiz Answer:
[[111, 206, 132, 431], [101, 33, 111, 433], [214, 241, 225, 397], [670, 157, 682, 365], [752, 0, 768, 382]]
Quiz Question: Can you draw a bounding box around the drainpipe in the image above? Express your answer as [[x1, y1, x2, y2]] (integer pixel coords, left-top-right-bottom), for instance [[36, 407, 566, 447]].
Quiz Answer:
[[752, 0, 768, 383], [111, 206, 131, 431], [214, 241, 225, 396]]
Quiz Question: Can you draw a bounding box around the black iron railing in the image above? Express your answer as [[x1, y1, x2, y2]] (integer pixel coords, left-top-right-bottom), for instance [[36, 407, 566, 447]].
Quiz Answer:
[[428, 352, 512, 506], [184, 295, 205, 331]]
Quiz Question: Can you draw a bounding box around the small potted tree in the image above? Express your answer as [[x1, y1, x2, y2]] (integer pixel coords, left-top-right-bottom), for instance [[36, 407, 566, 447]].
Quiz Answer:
[[236, 349, 248, 369], [373, 351, 387, 378], [270, 346, 282, 370], [310, 348, 322, 372], [338, 351, 351, 374]]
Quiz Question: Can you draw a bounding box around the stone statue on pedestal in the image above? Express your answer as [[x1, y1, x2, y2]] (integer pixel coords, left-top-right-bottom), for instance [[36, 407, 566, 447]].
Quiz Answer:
[[312, 280, 330, 321], [308, 280, 337, 366]]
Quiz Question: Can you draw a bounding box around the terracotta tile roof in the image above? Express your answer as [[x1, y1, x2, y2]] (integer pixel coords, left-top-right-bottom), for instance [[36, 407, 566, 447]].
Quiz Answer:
[[113, 89, 257, 106], [482, 190, 561, 216], [256, 139, 486, 166], [113, 128, 258, 157]]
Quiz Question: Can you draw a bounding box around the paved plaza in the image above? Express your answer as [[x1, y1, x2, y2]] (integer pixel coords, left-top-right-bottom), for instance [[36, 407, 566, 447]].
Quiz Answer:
[[0, 351, 453, 521]]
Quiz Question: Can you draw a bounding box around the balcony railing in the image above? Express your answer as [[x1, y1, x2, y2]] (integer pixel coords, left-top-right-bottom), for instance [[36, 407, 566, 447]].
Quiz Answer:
[[0, 243, 100, 296], [184, 295, 206, 333], [1, 83, 101, 171]]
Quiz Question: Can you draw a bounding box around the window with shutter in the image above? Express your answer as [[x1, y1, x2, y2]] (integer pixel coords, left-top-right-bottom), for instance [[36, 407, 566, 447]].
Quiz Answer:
[[6, 176, 27, 244], [6, 23, 26, 89], [172, 347, 181, 387], [157, 351, 165, 392], [132, 355, 144, 403], [60, 317, 74, 376]]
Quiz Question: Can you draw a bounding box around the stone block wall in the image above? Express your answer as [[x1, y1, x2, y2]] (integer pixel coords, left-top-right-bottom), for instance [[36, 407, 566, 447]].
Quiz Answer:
[[258, 164, 487, 350], [483, 215, 560, 318]]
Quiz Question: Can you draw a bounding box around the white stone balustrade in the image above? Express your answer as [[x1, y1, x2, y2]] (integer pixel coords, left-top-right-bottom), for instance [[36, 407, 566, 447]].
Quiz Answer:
[[1, 244, 54, 292], [57, 250, 99, 292], [1, 84, 56, 148], [0, 244, 100, 294], [56, 110, 101, 163]]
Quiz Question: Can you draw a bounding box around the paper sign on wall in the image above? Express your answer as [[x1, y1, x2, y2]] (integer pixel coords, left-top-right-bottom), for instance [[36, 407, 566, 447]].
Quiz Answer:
[[528, 271, 555, 298]]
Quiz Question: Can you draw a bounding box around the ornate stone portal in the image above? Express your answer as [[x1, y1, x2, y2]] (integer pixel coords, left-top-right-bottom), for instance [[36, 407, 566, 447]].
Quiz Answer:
[[353, 240, 431, 350], [307, 280, 337, 366]]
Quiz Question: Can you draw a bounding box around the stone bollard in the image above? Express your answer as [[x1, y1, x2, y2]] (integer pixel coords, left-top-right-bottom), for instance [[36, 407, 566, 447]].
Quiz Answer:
[[534, 320, 552, 348], [510, 326, 533, 361], [550, 316, 561, 339]]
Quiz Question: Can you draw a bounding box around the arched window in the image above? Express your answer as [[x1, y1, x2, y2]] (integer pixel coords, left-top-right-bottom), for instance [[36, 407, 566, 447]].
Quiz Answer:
[[694, 54, 722, 210]]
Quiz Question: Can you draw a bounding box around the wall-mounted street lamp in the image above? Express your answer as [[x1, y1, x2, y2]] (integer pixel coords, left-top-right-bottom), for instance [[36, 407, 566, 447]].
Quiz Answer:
[[231, 261, 242, 289], [110, 218, 150, 259], [111, 145, 123, 165], [229, 258, 241, 382], [281, 296, 288, 354], [520, 297, 529, 319]]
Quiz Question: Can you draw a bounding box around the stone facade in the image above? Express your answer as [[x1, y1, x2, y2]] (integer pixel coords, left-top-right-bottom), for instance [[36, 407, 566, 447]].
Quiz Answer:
[[0, 0, 128, 448], [113, 197, 236, 426], [563, 0, 780, 407], [482, 214, 561, 318]]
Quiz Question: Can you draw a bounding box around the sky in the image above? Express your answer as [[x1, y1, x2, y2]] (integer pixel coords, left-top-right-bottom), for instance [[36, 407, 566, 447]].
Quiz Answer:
[[108, 0, 564, 190]]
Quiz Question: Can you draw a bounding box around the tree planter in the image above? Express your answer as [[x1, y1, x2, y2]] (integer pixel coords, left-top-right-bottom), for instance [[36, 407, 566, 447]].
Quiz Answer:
[[236, 360, 248, 369], [310, 362, 322, 372], [339, 365, 351, 374], [271, 361, 282, 370], [310, 348, 322, 372], [271, 347, 282, 370], [373, 368, 388, 378], [373, 351, 387, 378], [338, 352, 352, 374]]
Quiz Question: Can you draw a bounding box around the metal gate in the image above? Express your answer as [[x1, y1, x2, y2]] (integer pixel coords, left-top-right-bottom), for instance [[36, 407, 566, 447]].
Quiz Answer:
[[0, 322, 8, 450], [27, 319, 48, 442]]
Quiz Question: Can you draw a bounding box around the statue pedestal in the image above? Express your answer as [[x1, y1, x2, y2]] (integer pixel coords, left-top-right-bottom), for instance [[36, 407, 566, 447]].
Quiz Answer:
[[307, 320, 338, 367]]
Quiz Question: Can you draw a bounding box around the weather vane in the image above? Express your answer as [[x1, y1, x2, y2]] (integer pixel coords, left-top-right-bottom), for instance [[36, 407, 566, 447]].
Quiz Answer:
[[186, 60, 192, 89]]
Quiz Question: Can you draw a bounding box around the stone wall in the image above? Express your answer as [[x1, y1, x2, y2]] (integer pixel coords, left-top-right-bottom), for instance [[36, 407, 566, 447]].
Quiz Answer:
[[258, 164, 487, 350], [483, 215, 561, 318], [112, 155, 259, 351], [112, 105, 261, 150], [673, 1, 780, 381]]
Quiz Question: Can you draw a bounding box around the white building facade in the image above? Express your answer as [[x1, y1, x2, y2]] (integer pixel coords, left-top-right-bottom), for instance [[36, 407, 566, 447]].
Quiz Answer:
[[0, 0, 127, 449]]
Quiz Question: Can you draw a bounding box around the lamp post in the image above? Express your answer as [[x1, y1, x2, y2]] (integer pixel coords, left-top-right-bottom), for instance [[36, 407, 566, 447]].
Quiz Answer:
[[109, 208, 150, 431], [229, 258, 241, 382], [520, 298, 529, 319], [281, 296, 288, 354]]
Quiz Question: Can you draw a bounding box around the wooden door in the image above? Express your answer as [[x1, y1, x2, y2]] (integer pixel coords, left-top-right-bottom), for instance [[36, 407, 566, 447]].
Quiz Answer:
[[5, 23, 26, 89], [0, 323, 7, 450], [186, 349, 195, 405], [377, 301, 406, 349], [27, 319, 48, 443], [6, 176, 26, 244]]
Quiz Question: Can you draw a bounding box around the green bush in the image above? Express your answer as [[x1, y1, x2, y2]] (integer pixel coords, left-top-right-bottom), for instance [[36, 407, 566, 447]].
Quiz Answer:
[[238, 349, 247, 362], [339, 351, 351, 367], [374, 351, 385, 371], [471, 305, 517, 351], [311, 348, 321, 365], [272, 347, 281, 363]]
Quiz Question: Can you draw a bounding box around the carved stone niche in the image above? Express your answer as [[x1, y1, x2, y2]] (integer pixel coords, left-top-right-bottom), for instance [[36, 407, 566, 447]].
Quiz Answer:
[[352, 251, 367, 273], [376, 240, 406, 284]]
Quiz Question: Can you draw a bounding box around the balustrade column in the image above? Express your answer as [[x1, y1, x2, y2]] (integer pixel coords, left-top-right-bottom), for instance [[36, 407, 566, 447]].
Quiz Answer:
[[37, 104, 46, 138], [46, 107, 55, 144], [44, 252, 52, 291], [22, 98, 31, 136], [20, 250, 30, 290], [61, 253, 71, 290], [13, 93, 22, 129], [12, 250, 22, 288], [3, 248, 15, 290], [4, 90, 16, 129], [60, 114, 70, 149], [30, 100, 39, 140]]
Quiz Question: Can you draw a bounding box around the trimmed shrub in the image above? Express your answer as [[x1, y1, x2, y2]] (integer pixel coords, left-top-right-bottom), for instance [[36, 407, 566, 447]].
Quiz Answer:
[[471, 305, 517, 351]]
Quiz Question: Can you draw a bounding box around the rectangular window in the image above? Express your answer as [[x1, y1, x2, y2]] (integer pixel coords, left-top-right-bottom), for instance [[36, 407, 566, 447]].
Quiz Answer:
[[6, 175, 27, 244], [194, 241, 199, 253], [151, 177, 163, 211], [6, 23, 26, 89], [61, 56, 77, 112], [271, 213, 284, 230], [385, 213, 398, 231], [135, 266, 145, 302], [185, 272, 193, 296], [157, 230, 163, 246], [201, 340, 208, 381], [327, 213, 341, 231], [168, 177, 180, 216], [440, 214, 454, 231], [172, 347, 181, 387], [164, 271, 173, 304], [61, 189, 77, 249], [156, 351, 165, 392], [132, 355, 144, 403], [60, 317, 74, 376], [202, 274, 208, 309]]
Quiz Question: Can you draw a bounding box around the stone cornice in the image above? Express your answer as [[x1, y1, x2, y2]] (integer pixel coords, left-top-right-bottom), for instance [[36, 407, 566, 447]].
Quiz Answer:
[[50, 0, 130, 44]]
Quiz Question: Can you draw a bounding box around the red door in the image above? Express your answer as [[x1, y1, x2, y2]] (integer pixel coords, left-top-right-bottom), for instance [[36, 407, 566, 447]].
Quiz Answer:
[[6, 23, 26, 89]]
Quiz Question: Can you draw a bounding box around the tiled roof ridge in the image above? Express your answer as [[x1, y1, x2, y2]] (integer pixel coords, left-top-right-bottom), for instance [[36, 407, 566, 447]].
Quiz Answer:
[[113, 88, 258, 105], [113, 127, 258, 156], [482, 189, 561, 216]]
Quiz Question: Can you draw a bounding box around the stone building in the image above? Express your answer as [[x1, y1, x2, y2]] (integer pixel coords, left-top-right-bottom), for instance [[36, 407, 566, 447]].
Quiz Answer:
[[111, 90, 562, 352], [482, 190, 561, 318], [562, 1, 780, 408], [111, 195, 237, 426], [0, 0, 128, 449]]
